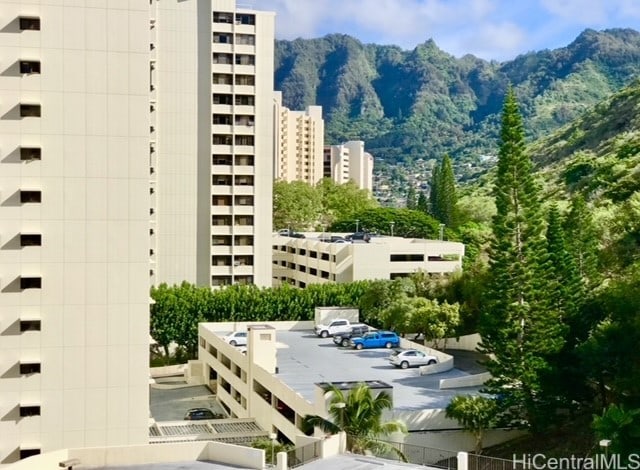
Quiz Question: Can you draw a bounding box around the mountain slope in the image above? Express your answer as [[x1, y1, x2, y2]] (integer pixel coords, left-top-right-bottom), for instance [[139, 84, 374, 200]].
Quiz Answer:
[[275, 29, 640, 167]]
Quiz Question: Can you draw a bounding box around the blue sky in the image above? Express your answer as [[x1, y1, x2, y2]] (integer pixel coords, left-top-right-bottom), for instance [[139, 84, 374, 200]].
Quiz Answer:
[[257, 0, 640, 61]]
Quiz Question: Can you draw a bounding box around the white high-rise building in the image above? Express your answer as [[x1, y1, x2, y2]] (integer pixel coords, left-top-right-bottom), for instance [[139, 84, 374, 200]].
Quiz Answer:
[[273, 92, 324, 185], [323, 140, 374, 191], [151, 0, 275, 288], [0, 1, 150, 465]]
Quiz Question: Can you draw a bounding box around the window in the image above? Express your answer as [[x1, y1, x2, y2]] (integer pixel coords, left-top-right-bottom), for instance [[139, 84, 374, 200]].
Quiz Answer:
[[212, 134, 232, 145], [20, 448, 41, 459], [235, 275, 253, 285], [213, 53, 232, 64], [213, 235, 231, 245], [213, 33, 233, 44], [213, 154, 232, 165], [235, 95, 255, 106], [235, 54, 255, 65], [234, 235, 253, 246], [236, 34, 255, 45], [213, 93, 233, 105], [212, 73, 232, 85], [212, 215, 232, 226], [213, 114, 232, 125], [235, 216, 253, 226], [20, 191, 41, 203], [235, 75, 254, 86], [20, 277, 42, 289], [234, 255, 253, 266], [19, 60, 40, 74], [20, 234, 41, 246], [213, 12, 233, 23], [20, 104, 41, 117], [19, 17, 40, 30], [309, 268, 317, 276], [212, 256, 231, 266], [212, 195, 231, 206], [235, 155, 254, 166], [20, 320, 41, 332], [211, 276, 231, 286], [235, 135, 254, 146], [19, 405, 41, 417], [235, 13, 255, 25], [234, 195, 253, 205], [235, 115, 254, 126], [390, 254, 425, 262], [20, 363, 41, 374], [212, 175, 232, 185], [20, 147, 41, 161], [234, 175, 253, 186]]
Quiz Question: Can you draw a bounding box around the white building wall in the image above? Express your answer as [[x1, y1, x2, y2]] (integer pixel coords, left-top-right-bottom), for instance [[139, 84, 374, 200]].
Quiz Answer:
[[0, 1, 150, 465]]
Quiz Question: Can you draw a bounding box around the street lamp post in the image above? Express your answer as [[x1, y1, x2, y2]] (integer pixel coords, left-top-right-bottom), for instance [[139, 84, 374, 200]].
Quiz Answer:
[[269, 432, 277, 466], [389, 222, 395, 237], [439, 223, 445, 241], [355, 219, 360, 233]]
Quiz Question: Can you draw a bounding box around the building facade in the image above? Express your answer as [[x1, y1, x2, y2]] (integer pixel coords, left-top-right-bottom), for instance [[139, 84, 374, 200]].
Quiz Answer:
[[151, 0, 275, 288], [272, 234, 464, 287], [0, 2, 150, 464], [273, 92, 324, 185], [323, 141, 373, 191]]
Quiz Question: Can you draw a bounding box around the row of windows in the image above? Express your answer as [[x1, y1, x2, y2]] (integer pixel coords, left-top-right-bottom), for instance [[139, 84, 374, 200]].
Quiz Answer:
[[212, 73, 255, 86], [274, 245, 334, 262], [213, 135, 254, 146], [273, 260, 333, 280], [213, 93, 255, 106], [213, 154, 254, 166], [212, 195, 253, 206], [213, 114, 254, 126], [213, 53, 255, 65], [212, 255, 253, 267], [211, 275, 253, 286], [212, 215, 253, 226], [213, 12, 255, 25], [212, 175, 253, 186], [212, 235, 253, 246], [213, 33, 255, 45]]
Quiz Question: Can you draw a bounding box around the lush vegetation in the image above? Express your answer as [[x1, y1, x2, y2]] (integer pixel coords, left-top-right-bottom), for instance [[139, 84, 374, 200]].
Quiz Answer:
[[302, 383, 407, 459]]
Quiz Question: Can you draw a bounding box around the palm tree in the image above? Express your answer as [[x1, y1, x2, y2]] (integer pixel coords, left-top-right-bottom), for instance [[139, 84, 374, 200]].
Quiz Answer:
[[303, 383, 407, 460], [445, 395, 497, 454]]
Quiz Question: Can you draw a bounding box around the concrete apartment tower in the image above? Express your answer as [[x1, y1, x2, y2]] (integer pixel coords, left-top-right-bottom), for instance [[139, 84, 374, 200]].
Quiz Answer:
[[151, 0, 275, 288], [323, 141, 374, 191], [0, 1, 150, 465], [273, 92, 324, 185]]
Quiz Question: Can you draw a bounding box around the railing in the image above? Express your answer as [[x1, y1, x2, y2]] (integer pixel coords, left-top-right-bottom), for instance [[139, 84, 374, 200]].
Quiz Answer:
[[287, 441, 321, 468], [468, 454, 527, 470], [366, 438, 458, 469]]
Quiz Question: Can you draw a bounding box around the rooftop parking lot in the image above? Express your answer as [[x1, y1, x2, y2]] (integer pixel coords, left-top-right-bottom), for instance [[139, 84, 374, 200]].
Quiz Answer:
[[274, 330, 483, 410]]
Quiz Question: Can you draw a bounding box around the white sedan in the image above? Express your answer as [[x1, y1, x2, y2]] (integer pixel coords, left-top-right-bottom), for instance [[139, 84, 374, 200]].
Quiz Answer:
[[223, 331, 247, 347], [389, 349, 438, 369]]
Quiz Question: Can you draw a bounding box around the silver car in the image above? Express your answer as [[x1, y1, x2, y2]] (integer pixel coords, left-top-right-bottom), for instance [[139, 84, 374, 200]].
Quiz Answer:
[[389, 349, 437, 369]]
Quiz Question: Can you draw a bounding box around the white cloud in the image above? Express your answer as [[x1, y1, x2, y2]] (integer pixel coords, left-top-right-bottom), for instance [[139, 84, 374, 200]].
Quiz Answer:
[[259, 0, 640, 60]]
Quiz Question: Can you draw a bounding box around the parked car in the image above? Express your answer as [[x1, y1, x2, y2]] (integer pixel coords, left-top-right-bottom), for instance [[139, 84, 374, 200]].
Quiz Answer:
[[314, 319, 366, 338], [333, 325, 370, 347], [223, 331, 247, 346], [389, 349, 438, 369], [184, 408, 217, 420], [350, 331, 400, 350]]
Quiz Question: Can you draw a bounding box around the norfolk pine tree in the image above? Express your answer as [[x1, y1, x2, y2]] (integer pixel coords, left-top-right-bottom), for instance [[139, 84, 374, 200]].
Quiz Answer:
[[417, 191, 429, 214], [564, 194, 599, 287], [480, 88, 566, 431], [406, 185, 417, 209], [438, 154, 458, 229], [429, 164, 440, 219]]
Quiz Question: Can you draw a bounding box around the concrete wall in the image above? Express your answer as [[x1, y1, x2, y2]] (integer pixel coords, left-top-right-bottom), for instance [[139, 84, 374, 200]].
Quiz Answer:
[[439, 372, 491, 390], [430, 333, 482, 352], [6, 442, 265, 470], [397, 428, 527, 454], [201, 320, 314, 333], [397, 338, 454, 374], [314, 307, 359, 325]]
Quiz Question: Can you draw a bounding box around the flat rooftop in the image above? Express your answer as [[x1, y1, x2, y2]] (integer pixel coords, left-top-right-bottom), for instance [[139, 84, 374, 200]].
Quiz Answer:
[[274, 330, 482, 410], [87, 462, 253, 470]]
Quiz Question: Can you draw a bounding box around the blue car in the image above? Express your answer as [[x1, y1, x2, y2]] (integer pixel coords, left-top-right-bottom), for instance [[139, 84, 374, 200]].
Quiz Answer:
[[350, 331, 400, 350]]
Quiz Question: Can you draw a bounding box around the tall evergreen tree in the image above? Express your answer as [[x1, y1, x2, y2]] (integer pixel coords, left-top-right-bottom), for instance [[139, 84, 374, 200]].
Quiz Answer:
[[429, 165, 440, 219], [564, 194, 599, 287], [417, 191, 429, 214], [438, 154, 458, 228], [479, 88, 565, 431], [406, 185, 417, 209]]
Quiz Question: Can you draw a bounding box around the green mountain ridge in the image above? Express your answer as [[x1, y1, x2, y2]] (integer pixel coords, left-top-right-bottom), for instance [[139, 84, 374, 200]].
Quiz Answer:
[[275, 28, 640, 167]]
